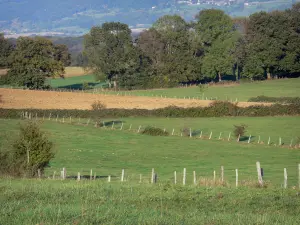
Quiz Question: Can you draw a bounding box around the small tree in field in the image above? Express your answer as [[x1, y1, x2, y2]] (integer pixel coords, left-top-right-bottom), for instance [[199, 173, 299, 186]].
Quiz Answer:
[[0, 122, 54, 177], [233, 124, 247, 138]]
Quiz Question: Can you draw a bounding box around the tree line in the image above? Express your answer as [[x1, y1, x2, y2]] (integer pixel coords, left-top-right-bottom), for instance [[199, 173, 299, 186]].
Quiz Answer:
[[1, 4, 300, 89], [83, 4, 300, 90]]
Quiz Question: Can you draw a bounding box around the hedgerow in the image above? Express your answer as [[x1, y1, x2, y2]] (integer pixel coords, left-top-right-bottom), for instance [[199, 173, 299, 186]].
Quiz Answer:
[[248, 96, 300, 105], [0, 101, 299, 119]]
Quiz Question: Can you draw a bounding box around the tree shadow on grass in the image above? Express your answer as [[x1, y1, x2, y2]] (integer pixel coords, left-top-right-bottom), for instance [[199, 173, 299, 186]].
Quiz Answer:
[[57, 82, 101, 90], [67, 175, 117, 180], [99, 120, 125, 127], [239, 136, 256, 142]]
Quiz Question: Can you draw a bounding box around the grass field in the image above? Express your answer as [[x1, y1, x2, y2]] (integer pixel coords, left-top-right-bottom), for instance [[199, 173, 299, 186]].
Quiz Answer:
[[1, 119, 299, 186], [0, 179, 299, 225], [48, 76, 300, 102], [47, 74, 103, 89]]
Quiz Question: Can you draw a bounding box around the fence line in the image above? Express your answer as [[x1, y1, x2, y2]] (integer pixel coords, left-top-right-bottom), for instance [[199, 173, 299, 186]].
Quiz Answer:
[[19, 111, 300, 149], [42, 162, 300, 189]]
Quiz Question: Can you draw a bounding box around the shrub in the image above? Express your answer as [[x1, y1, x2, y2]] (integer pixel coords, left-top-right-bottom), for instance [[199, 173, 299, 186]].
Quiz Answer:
[[0, 121, 54, 177], [142, 126, 169, 136], [233, 124, 247, 138], [82, 81, 90, 90], [91, 101, 107, 111]]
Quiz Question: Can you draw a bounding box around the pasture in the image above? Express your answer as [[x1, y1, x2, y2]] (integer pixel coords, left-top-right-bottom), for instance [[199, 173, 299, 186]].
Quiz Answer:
[[48, 76, 300, 102], [1, 119, 299, 185], [0, 179, 299, 225]]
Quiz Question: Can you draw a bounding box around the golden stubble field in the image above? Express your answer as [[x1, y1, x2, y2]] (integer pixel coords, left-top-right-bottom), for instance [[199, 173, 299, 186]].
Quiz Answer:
[[0, 88, 271, 110]]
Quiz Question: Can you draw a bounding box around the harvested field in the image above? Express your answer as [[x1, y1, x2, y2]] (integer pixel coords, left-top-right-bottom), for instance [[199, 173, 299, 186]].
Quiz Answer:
[[0, 88, 272, 110]]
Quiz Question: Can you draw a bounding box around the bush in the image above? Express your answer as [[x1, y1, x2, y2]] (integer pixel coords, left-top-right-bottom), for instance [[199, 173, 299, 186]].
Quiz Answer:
[[0, 121, 54, 177], [82, 81, 90, 90], [142, 126, 169, 136], [91, 101, 107, 111], [233, 124, 247, 138]]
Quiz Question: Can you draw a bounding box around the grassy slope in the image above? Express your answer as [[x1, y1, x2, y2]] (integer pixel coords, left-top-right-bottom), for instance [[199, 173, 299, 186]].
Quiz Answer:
[[1, 119, 299, 186], [128, 79, 300, 101], [100, 116, 300, 143], [48, 77, 300, 101], [0, 179, 299, 225]]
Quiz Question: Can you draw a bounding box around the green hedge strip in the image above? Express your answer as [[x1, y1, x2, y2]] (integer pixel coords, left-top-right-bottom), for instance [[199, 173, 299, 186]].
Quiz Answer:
[[1, 101, 300, 119]]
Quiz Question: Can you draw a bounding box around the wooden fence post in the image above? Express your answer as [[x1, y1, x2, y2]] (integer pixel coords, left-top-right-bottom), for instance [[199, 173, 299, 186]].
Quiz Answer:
[[174, 171, 177, 185], [77, 172, 80, 181], [151, 168, 155, 184], [121, 169, 125, 182], [53, 171, 56, 180], [199, 131, 203, 139], [248, 135, 252, 144], [129, 124, 132, 131], [209, 131, 212, 140], [86, 118, 90, 126], [279, 137, 282, 146], [257, 136, 261, 144], [90, 169, 93, 180], [256, 162, 263, 186], [108, 175, 111, 182], [183, 168, 186, 185], [237, 134, 240, 142], [62, 167, 66, 180], [120, 123, 123, 130], [139, 174, 142, 183], [37, 169, 41, 179], [221, 166, 224, 184], [193, 171, 196, 185], [290, 139, 293, 148], [268, 137, 271, 145], [213, 170, 216, 183], [137, 125, 141, 133], [172, 129, 175, 136], [189, 128, 192, 138], [228, 132, 231, 141], [235, 169, 238, 188], [48, 113, 52, 120], [218, 132, 222, 140], [284, 168, 287, 189], [112, 122, 114, 129]]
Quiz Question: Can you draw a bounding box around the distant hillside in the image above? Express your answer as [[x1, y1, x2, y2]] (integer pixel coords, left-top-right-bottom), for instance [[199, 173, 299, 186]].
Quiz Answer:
[[0, 0, 297, 36]]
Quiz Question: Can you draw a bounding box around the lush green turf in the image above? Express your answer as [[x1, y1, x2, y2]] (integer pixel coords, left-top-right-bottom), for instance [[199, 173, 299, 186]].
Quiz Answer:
[[99, 116, 300, 144], [47, 74, 103, 89], [0, 179, 299, 225], [126, 79, 300, 101], [48, 77, 300, 101], [1, 119, 299, 186]]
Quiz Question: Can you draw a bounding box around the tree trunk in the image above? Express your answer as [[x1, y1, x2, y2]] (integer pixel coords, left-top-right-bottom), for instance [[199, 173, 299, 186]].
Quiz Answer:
[[267, 72, 271, 80], [108, 80, 112, 89], [113, 80, 117, 91], [218, 71, 222, 82]]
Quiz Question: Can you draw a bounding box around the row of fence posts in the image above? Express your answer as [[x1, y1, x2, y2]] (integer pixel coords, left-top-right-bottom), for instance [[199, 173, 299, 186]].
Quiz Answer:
[[21, 111, 298, 148], [26, 86, 238, 102], [55, 162, 300, 189]]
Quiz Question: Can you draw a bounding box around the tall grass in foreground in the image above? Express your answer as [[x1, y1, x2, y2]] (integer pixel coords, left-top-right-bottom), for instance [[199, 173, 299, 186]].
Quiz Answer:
[[0, 179, 300, 225]]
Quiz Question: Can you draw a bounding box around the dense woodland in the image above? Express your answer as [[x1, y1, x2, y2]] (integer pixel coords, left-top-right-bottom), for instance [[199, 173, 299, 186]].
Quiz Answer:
[[1, 4, 300, 89]]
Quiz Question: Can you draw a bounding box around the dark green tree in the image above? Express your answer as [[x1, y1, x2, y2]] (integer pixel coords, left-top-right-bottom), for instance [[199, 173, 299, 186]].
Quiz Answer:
[[4, 37, 65, 89], [0, 33, 14, 68], [195, 9, 239, 81], [0, 122, 54, 177], [83, 22, 137, 89]]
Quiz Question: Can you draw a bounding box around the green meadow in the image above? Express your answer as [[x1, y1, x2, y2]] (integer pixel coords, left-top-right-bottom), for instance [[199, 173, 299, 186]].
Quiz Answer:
[[0, 179, 299, 225], [1, 119, 299, 186], [48, 76, 300, 102]]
